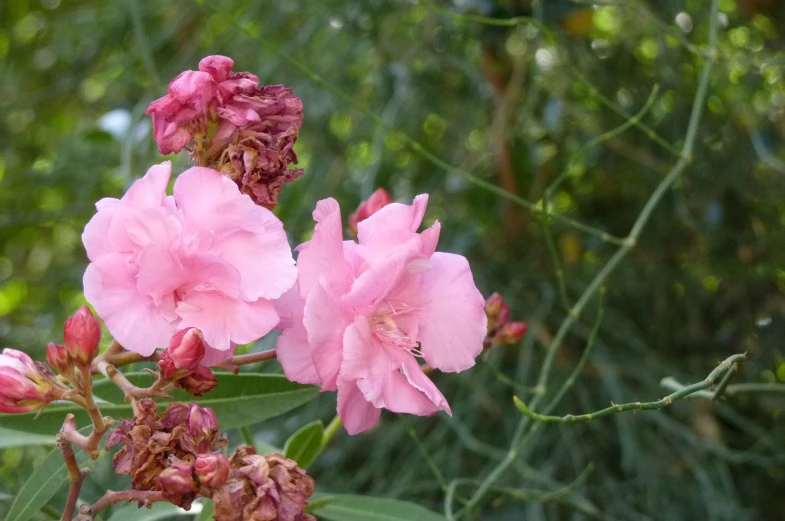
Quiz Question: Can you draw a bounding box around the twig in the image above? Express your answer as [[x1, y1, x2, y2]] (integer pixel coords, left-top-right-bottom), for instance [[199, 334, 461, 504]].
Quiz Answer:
[[56, 432, 90, 521], [513, 354, 746, 423], [75, 490, 167, 520], [321, 415, 344, 451], [660, 378, 785, 399], [711, 362, 740, 401]]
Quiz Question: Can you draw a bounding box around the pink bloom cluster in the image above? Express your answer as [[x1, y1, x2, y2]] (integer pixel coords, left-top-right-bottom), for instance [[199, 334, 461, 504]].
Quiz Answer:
[[82, 161, 296, 363], [146, 56, 304, 208], [276, 195, 487, 434]]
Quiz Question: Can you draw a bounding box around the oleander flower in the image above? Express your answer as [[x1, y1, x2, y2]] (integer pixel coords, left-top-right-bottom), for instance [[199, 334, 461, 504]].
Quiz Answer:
[[348, 188, 392, 235], [276, 195, 486, 434], [82, 161, 296, 361]]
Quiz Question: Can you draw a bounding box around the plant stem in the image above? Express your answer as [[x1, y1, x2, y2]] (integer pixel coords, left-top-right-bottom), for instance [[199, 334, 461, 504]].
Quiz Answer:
[[321, 415, 343, 451], [514, 353, 746, 423], [712, 362, 740, 401], [76, 490, 167, 520], [57, 432, 90, 521], [240, 426, 255, 447]]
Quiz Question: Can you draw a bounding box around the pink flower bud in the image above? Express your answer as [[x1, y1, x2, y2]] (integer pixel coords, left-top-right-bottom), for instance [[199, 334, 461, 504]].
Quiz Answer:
[[485, 293, 510, 329], [176, 365, 218, 396], [158, 329, 205, 381], [0, 349, 55, 413], [63, 306, 101, 365], [495, 321, 528, 345], [45, 342, 72, 376], [182, 403, 223, 454], [195, 453, 230, 488], [349, 188, 392, 235]]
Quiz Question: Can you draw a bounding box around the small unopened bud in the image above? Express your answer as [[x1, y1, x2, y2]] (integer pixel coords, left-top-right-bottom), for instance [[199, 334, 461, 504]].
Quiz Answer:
[[158, 461, 197, 505], [158, 329, 205, 381], [181, 402, 225, 454], [176, 365, 217, 396], [46, 343, 72, 377], [195, 453, 230, 488], [0, 349, 56, 413], [63, 306, 101, 365], [349, 188, 392, 235], [495, 321, 528, 345], [485, 293, 510, 330]]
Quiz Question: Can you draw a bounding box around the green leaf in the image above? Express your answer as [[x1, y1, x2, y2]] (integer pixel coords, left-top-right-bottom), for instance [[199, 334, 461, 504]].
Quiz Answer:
[[0, 373, 319, 434], [106, 502, 197, 521], [196, 499, 215, 521], [0, 427, 56, 448], [310, 494, 447, 521], [6, 427, 94, 521], [283, 421, 323, 469]]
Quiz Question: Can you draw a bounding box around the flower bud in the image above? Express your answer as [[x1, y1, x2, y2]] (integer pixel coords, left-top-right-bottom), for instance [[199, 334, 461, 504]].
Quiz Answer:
[[0, 348, 55, 413], [195, 453, 230, 488], [176, 365, 218, 396], [349, 188, 392, 235], [182, 403, 224, 454], [158, 461, 198, 507], [63, 306, 101, 365], [158, 329, 205, 381], [46, 342, 72, 377], [485, 293, 511, 330], [495, 321, 528, 345]]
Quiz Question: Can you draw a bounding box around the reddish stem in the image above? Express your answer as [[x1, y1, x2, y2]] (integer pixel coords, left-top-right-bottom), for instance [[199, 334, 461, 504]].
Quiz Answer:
[[76, 490, 167, 520]]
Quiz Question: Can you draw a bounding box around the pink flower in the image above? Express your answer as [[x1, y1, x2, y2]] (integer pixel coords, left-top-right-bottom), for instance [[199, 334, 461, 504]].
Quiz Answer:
[[82, 161, 296, 361], [348, 188, 392, 236], [276, 195, 487, 434], [0, 349, 55, 413]]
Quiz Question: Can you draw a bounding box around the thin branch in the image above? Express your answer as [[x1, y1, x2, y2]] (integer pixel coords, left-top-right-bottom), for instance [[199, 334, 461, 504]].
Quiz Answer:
[[660, 378, 785, 399], [76, 490, 167, 520], [57, 432, 90, 521], [712, 362, 740, 401], [513, 354, 746, 423]]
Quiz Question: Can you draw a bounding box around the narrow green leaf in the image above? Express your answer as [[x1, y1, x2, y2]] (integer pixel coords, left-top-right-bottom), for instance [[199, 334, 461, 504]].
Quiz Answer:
[[0, 373, 319, 434], [310, 493, 447, 521], [106, 502, 197, 521], [0, 427, 56, 448], [196, 499, 215, 521], [283, 421, 323, 469], [6, 427, 93, 521]]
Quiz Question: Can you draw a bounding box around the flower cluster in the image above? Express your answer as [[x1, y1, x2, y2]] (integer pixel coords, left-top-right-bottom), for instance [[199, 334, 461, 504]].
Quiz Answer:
[[106, 400, 227, 505], [484, 293, 528, 347], [212, 447, 316, 521], [146, 55, 304, 208], [276, 194, 487, 434], [82, 161, 296, 363]]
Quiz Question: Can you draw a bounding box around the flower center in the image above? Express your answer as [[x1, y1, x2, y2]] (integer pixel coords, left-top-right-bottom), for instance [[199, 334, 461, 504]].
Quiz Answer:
[[369, 300, 422, 357]]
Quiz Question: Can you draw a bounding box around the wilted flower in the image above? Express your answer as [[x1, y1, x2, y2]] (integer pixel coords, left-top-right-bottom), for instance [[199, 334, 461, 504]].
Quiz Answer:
[[348, 188, 392, 235], [105, 400, 227, 491], [158, 329, 206, 381], [195, 453, 230, 488], [157, 460, 198, 507], [63, 306, 101, 365], [276, 195, 487, 434], [176, 365, 218, 396], [0, 349, 58, 413], [82, 162, 296, 362], [146, 55, 305, 209], [212, 447, 315, 521]]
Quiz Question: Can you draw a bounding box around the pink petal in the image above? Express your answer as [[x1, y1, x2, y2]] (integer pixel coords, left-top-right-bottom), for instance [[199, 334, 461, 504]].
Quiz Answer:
[[356, 194, 429, 261], [175, 291, 279, 353], [303, 279, 351, 391], [121, 162, 172, 209], [393, 252, 486, 373], [337, 379, 381, 435], [168, 70, 216, 111], [342, 251, 425, 312], [201, 342, 238, 367], [84, 253, 175, 356], [296, 198, 352, 297], [274, 287, 321, 384], [399, 356, 451, 415], [82, 205, 117, 261], [274, 285, 303, 332], [199, 55, 234, 83]]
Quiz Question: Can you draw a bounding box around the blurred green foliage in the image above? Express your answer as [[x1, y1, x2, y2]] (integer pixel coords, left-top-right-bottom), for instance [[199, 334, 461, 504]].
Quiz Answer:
[[2, 0, 785, 519]]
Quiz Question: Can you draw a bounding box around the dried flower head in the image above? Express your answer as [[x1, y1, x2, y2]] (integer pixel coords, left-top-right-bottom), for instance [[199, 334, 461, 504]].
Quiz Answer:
[[212, 447, 316, 521]]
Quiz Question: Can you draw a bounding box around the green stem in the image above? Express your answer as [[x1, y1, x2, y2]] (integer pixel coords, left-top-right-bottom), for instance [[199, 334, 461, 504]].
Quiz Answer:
[[240, 426, 255, 447], [514, 353, 746, 424], [320, 415, 343, 451]]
